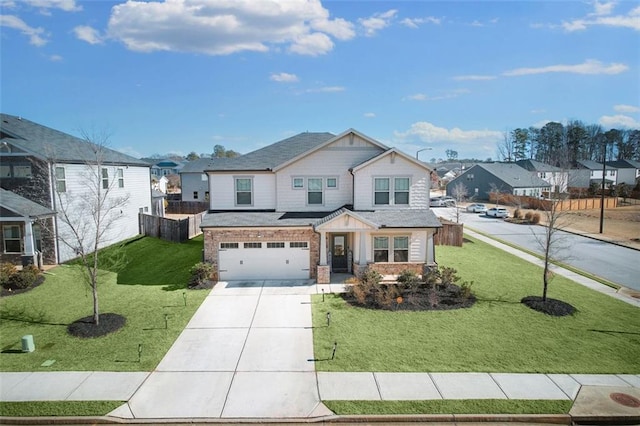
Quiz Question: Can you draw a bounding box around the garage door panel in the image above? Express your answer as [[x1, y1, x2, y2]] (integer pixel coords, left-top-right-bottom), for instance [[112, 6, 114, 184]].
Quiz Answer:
[[219, 244, 310, 280]]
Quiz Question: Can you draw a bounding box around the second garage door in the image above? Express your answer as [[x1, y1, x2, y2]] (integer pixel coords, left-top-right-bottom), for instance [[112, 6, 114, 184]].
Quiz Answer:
[[218, 241, 310, 280]]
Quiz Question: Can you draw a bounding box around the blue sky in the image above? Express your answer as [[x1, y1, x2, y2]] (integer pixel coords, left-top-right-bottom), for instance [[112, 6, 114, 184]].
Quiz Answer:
[[1, 0, 639, 162]]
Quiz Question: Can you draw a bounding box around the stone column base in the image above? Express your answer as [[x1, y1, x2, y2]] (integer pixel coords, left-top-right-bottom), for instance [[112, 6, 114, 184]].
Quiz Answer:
[[317, 264, 330, 284]]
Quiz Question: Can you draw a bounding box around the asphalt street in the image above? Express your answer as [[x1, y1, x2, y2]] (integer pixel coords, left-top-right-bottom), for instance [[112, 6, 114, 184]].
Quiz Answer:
[[433, 207, 639, 291]]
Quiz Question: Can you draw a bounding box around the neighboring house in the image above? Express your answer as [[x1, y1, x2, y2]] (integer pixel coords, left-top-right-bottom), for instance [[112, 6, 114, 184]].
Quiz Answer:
[[606, 160, 640, 187], [515, 159, 569, 193], [0, 189, 56, 267], [0, 113, 152, 265], [180, 158, 215, 202], [151, 159, 183, 177], [570, 160, 617, 189], [152, 175, 169, 193], [151, 189, 166, 217], [446, 163, 551, 199], [200, 129, 441, 283]]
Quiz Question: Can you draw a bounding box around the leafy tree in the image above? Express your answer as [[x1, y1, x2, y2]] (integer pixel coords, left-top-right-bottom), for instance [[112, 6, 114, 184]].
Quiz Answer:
[[213, 144, 240, 158], [186, 151, 200, 161], [445, 149, 458, 161], [511, 128, 529, 161]]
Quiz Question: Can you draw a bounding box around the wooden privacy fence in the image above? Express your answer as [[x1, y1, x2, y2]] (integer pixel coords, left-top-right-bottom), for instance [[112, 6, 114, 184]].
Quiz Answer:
[[166, 200, 209, 215], [139, 212, 205, 243], [434, 220, 463, 247], [489, 193, 617, 211]]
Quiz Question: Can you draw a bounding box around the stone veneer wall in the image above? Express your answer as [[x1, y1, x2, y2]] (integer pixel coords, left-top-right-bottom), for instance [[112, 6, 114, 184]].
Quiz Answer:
[[367, 262, 424, 276], [203, 227, 320, 280]]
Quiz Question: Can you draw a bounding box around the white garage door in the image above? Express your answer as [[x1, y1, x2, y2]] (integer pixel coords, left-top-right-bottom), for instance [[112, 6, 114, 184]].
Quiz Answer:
[[218, 241, 310, 280]]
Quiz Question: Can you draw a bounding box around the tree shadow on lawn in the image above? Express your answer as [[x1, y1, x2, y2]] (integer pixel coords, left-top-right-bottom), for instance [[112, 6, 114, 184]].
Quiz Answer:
[[0, 306, 67, 327]]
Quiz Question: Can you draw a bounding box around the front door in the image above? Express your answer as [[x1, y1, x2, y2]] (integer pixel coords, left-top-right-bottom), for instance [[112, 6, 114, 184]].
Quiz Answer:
[[331, 234, 348, 272]]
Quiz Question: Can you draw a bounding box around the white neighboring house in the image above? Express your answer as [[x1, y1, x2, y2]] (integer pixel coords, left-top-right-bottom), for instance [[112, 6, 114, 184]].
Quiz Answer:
[[607, 160, 640, 187], [152, 175, 169, 193], [200, 129, 441, 283], [571, 160, 618, 189], [0, 113, 152, 265], [515, 159, 569, 193]]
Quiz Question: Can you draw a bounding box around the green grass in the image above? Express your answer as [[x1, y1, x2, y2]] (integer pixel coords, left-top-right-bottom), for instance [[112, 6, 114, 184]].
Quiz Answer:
[[313, 235, 640, 373], [0, 236, 208, 372], [0, 401, 123, 417], [324, 400, 572, 415]]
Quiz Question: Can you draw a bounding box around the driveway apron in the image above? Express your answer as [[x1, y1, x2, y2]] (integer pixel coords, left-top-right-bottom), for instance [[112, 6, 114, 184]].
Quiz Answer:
[[117, 280, 331, 419]]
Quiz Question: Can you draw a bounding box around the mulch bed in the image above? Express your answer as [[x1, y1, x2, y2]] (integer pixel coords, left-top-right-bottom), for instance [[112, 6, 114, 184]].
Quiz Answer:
[[0, 275, 45, 297], [521, 296, 576, 316], [67, 313, 127, 338], [188, 280, 215, 290], [344, 284, 476, 311]]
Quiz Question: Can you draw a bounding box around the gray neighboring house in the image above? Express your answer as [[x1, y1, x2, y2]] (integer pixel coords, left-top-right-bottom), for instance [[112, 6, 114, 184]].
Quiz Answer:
[[515, 159, 569, 193], [446, 162, 551, 200], [606, 159, 640, 187], [180, 158, 216, 202], [570, 160, 617, 189]]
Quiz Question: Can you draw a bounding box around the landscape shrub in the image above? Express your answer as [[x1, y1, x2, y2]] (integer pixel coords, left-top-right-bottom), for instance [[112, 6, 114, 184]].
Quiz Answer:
[[0, 263, 18, 288], [188, 262, 214, 288], [514, 208, 522, 219], [524, 211, 533, 222], [531, 213, 541, 224]]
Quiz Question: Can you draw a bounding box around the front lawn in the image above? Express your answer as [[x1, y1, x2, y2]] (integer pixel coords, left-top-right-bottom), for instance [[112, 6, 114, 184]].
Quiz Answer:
[[313, 236, 640, 373], [0, 236, 208, 372]]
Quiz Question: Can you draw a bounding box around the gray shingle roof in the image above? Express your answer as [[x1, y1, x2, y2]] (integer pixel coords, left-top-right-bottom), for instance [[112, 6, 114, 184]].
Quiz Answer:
[[204, 132, 335, 171], [180, 157, 218, 173], [607, 159, 640, 169], [201, 208, 441, 229], [476, 163, 551, 188], [577, 160, 616, 171], [0, 114, 149, 166], [515, 159, 563, 172], [0, 188, 56, 218]]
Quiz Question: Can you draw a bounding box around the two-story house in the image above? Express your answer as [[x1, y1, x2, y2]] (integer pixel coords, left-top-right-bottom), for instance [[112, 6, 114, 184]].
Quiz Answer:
[[570, 160, 617, 189], [180, 157, 215, 202], [200, 129, 441, 283], [607, 159, 640, 187], [150, 159, 183, 177], [0, 113, 152, 266], [515, 159, 569, 194]]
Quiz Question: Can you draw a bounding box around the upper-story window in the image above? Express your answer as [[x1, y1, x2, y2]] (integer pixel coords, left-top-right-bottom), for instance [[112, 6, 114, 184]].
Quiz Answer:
[[117, 168, 124, 188], [307, 178, 323, 205], [55, 167, 66, 193], [374, 177, 410, 205], [235, 177, 253, 206], [101, 168, 109, 189]]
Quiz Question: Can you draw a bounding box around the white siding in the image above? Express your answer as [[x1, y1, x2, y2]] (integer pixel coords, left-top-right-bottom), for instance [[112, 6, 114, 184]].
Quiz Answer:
[[208, 172, 276, 210], [276, 135, 384, 211], [359, 230, 426, 263], [353, 154, 430, 210], [54, 163, 151, 263]]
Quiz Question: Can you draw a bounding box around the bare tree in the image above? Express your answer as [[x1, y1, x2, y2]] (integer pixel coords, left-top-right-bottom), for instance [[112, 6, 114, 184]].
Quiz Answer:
[[450, 182, 468, 224], [488, 183, 506, 206], [497, 131, 515, 162], [53, 129, 130, 325]]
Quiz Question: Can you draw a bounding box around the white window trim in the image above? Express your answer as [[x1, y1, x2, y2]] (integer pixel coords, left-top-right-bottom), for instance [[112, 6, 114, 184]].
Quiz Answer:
[[3, 225, 22, 254], [101, 168, 109, 190], [372, 235, 411, 263], [292, 177, 305, 190], [234, 176, 254, 207], [373, 176, 411, 206], [55, 166, 66, 193], [326, 176, 339, 190], [307, 177, 324, 206], [117, 168, 125, 188]]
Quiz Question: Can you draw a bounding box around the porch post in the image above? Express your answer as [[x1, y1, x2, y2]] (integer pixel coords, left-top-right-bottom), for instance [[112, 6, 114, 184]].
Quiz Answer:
[[23, 220, 36, 257], [319, 231, 327, 265], [358, 231, 367, 265]]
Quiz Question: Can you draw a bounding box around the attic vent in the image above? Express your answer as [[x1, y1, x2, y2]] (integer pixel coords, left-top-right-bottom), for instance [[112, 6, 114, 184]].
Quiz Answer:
[[349, 133, 354, 145]]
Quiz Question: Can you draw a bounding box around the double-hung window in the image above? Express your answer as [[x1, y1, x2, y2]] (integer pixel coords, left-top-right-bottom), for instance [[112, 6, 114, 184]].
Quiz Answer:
[[307, 178, 323, 205], [393, 236, 409, 262], [117, 168, 124, 188], [235, 178, 252, 206], [3, 225, 22, 253], [101, 168, 109, 189], [55, 167, 66, 193], [374, 178, 390, 205], [394, 178, 409, 205], [373, 237, 389, 262]]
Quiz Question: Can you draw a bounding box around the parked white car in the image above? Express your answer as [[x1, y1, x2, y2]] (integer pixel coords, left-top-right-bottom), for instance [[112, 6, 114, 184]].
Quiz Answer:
[[486, 207, 509, 218], [466, 203, 487, 213], [430, 196, 456, 207]]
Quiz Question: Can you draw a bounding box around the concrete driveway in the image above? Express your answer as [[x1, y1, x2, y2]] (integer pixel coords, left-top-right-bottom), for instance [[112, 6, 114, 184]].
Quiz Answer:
[[111, 279, 332, 419]]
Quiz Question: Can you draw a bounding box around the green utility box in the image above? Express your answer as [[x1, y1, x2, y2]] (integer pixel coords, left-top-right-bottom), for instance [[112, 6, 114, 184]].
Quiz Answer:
[[21, 335, 35, 353]]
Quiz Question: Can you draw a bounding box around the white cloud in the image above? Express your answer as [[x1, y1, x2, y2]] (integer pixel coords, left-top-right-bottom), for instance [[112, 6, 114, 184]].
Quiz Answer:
[[614, 104, 640, 113], [404, 89, 469, 101], [400, 16, 441, 29], [49, 54, 63, 61], [406, 93, 427, 101], [452, 75, 496, 81], [363, 112, 376, 118], [270, 72, 299, 83], [358, 9, 397, 36], [562, 2, 640, 31], [304, 86, 345, 93], [74, 25, 103, 45], [530, 109, 547, 114], [503, 59, 628, 76], [107, 0, 354, 56], [20, 0, 81, 12], [599, 114, 640, 128], [0, 14, 47, 46]]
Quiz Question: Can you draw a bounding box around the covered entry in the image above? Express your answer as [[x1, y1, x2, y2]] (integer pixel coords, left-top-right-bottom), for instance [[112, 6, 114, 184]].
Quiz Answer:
[[218, 241, 310, 280]]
